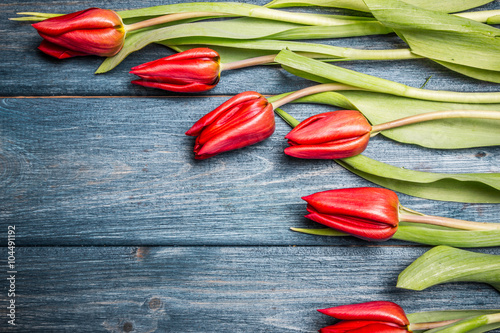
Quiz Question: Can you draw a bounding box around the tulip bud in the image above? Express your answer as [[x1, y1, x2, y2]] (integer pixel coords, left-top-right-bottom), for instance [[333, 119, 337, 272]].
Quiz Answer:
[[302, 187, 400, 241], [130, 48, 221, 93], [32, 8, 125, 59], [319, 301, 410, 333], [284, 110, 371, 159], [185, 91, 275, 159]]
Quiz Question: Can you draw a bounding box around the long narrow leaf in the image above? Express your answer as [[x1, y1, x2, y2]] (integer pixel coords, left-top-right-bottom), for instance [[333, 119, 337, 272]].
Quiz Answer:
[[434, 60, 500, 84], [98, 17, 384, 73], [424, 314, 500, 333], [265, 0, 494, 13], [337, 155, 500, 203], [408, 310, 500, 333], [397, 246, 500, 291], [408, 310, 500, 325], [291, 224, 500, 247], [274, 50, 500, 103], [165, 38, 415, 60], [395, 223, 500, 247], [98, 18, 308, 73], [272, 105, 500, 203], [117, 2, 364, 25], [273, 90, 500, 149], [364, 0, 500, 73]]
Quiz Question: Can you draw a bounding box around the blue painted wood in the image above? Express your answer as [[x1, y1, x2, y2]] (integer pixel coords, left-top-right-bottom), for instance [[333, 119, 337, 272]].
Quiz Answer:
[[1, 0, 500, 331], [3, 246, 500, 332], [0, 97, 498, 246], [0, 0, 499, 96]]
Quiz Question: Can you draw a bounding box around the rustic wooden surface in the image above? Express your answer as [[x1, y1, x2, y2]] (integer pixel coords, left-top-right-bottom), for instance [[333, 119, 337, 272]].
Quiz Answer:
[[1, 0, 500, 332]]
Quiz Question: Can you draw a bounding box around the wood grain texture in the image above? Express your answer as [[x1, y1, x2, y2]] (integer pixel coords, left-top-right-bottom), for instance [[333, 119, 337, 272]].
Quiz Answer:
[[0, 246, 499, 332], [1, 97, 499, 246], [1, 0, 499, 96], [1, 0, 500, 331]]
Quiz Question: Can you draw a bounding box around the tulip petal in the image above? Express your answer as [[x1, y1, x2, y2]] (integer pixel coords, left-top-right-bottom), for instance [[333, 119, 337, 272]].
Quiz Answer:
[[130, 60, 220, 85], [37, 40, 88, 59], [195, 104, 275, 159], [304, 211, 397, 241], [320, 321, 407, 333], [322, 323, 408, 333], [185, 91, 263, 136], [318, 301, 409, 326], [38, 28, 124, 56], [320, 320, 399, 333], [32, 8, 122, 35], [285, 110, 371, 145], [31, 8, 124, 58], [302, 188, 400, 227], [285, 133, 369, 159], [154, 47, 219, 62], [131, 79, 217, 93]]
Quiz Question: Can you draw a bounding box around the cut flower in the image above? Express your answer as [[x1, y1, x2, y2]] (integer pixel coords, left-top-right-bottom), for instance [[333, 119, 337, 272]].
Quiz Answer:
[[130, 48, 221, 93], [32, 8, 125, 59], [185, 91, 275, 159]]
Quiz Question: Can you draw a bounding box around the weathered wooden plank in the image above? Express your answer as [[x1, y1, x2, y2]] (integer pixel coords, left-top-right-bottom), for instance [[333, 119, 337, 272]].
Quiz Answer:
[[0, 246, 499, 332], [1, 0, 499, 96], [1, 97, 498, 246]]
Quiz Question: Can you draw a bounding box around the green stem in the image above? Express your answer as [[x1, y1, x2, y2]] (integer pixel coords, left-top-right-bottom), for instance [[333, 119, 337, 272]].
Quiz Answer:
[[220, 48, 418, 71], [426, 312, 500, 333], [270, 83, 361, 109], [124, 12, 225, 32], [370, 110, 500, 135], [275, 50, 500, 104], [220, 54, 277, 71], [408, 319, 460, 331], [399, 213, 500, 231]]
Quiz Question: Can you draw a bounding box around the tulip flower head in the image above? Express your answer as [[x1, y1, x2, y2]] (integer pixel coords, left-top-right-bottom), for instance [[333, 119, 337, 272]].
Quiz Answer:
[[319, 301, 411, 333], [32, 8, 125, 59], [302, 187, 400, 241], [130, 48, 221, 93], [185, 91, 275, 159], [284, 110, 371, 159]]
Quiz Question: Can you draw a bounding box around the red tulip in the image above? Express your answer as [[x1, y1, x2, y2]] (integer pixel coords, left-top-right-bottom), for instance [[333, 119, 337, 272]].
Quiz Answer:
[[284, 110, 371, 159], [185, 91, 275, 159], [32, 8, 125, 59], [302, 187, 400, 241], [130, 48, 221, 93], [319, 301, 410, 333]]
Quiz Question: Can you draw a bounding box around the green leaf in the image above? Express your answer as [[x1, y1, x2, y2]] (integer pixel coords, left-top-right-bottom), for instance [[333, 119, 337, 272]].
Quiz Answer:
[[276, 90, 500, 149], [265, 0, 494, 13], [98, 17, 306, 73], [363, 0, 500, 73], [424, 314, 499, 333], [273, 106, 500, 203], [338, 91, 500, 149], [290, 224, 500, 247], [274, 49, 500, 103], [337, 155, 500, 203], [409, 310, 500, 333], [169, 44, 278, 63], [434, 60, 500, 84], [408, 310, 500, 325], [397, 245, 500, 291], [273, 98, 500, 203], [98, 16, 382, 73], [117, 2, 364, 25], [290, 227, 347, 236], [395, 223, 500, 247]]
